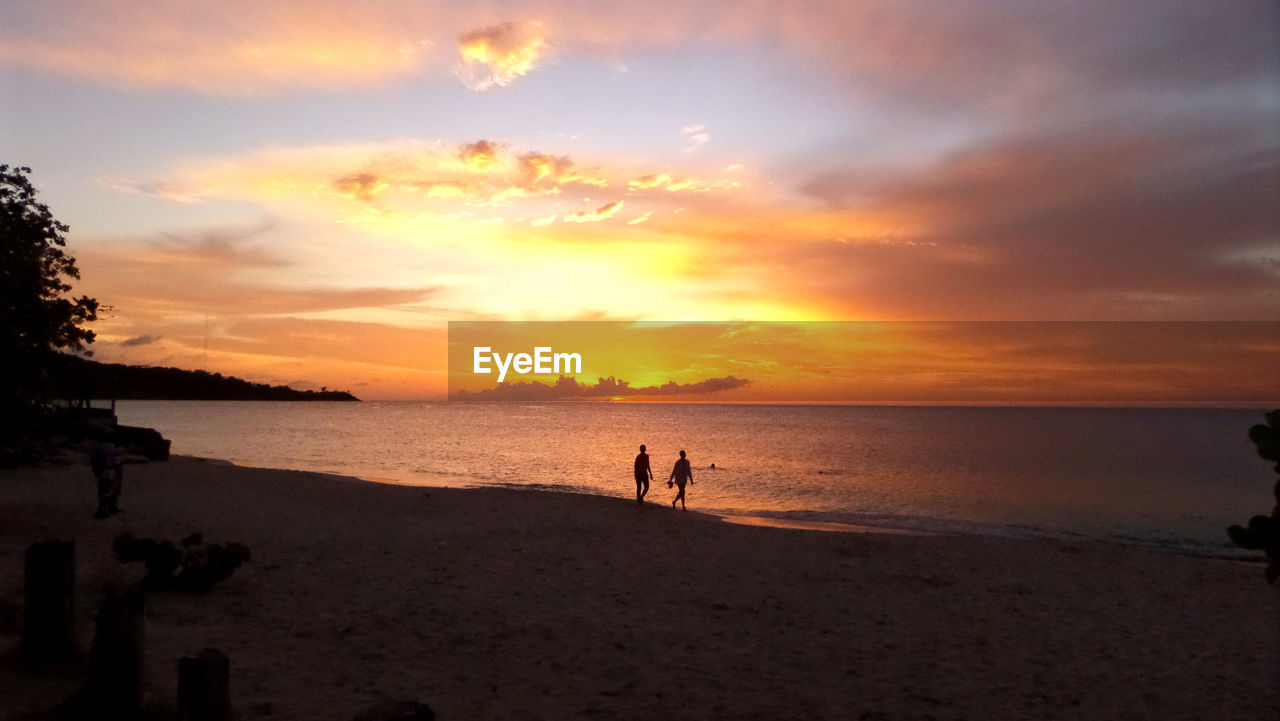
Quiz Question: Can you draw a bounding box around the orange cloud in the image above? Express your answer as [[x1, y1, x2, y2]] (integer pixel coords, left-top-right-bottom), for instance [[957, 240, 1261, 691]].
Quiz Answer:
[[103, 139, 740, 231], [564, 200, 623, 223], [334, 173, 390, 201], [515, 152, 607, 189], [627, 174, 671, 190], [330, 143, 608, 207], [626, 173, 728, 193], [458, 140, 501, 170], [456, 21, 547, 90]]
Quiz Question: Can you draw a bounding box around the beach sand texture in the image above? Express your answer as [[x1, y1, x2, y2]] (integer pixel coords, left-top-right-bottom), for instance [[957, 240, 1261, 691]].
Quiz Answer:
[[2, 456, 1277, 720]]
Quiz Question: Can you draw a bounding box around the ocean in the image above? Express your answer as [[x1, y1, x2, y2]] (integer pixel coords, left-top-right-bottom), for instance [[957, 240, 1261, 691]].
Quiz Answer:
[[113, 401, 1273, 554]]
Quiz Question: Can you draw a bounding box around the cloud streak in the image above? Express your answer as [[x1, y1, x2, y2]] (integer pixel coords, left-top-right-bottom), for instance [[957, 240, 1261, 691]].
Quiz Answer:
[[97, 176, 208, 204], [100, 139, 739, 232], [78, 227, 441, 317], [0, 1, 438, 93], [564, 200, 623, 223]]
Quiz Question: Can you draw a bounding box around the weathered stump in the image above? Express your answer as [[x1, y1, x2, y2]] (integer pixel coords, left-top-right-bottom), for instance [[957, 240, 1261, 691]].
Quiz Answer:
[[23, 540, 75, 662], [87, 591, 145, 714], [178, 648, 230, 721]]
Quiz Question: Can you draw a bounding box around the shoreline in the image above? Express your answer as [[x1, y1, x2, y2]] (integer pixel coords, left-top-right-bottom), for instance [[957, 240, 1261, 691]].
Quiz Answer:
[[186, 454, 1257, 560], [107, 402, 1270, 558], [2, 455, 1276, 719]]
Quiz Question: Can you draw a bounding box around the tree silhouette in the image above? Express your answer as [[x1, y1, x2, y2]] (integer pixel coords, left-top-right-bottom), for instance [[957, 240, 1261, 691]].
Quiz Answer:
[[1, 164, 99, 438], [1226, 409, 1280, 584]]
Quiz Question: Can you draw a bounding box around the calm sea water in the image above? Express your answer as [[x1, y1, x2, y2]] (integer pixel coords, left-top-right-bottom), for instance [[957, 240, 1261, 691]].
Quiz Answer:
[[113, 402, 1273, 553]]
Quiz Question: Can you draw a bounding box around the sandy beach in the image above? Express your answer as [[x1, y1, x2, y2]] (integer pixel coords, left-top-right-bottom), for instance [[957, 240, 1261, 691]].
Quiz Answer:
[[1, 455, 1276, 720]]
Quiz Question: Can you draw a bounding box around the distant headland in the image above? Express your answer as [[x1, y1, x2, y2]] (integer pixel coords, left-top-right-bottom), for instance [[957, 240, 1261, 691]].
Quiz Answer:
[[51, 355, 360, 402]]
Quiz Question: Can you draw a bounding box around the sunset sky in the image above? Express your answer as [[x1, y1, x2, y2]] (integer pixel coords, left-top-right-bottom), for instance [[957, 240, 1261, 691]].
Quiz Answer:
[[3, 2, 1278, 399], [445, 321, 1280, 404]]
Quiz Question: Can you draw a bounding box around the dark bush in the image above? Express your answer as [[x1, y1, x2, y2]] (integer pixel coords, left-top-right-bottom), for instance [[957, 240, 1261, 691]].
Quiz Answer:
[[112, 531, 251, 594], [1226, 409, 1280, 584]]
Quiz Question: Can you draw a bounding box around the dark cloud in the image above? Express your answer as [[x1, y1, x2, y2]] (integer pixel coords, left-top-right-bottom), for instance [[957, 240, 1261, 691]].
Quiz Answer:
[[120, 334, 160, 347], [786, 1, 1279, 124], [452, 375, 750, 401], [151, 218, 286, 268], [754, 117, 1280, 320], [629, 376, 751, 396]]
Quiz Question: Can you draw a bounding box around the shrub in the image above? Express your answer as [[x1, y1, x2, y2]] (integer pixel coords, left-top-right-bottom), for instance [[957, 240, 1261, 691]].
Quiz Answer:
[[1226, 410, 1280, 584], [112, 531, 251, 594]]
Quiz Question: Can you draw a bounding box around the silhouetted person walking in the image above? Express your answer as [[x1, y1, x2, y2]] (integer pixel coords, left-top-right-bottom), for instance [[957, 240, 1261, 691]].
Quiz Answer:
[[634, 444, 653, 504], [668, 449, 693, 510]]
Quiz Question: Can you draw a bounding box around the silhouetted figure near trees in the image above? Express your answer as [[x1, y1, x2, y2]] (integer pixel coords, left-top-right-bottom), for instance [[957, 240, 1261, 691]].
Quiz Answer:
[[77, 374, 91, 409], [92, 441, 123, 518], [668, 450, 693, 510], [634, 444, 653, 504]]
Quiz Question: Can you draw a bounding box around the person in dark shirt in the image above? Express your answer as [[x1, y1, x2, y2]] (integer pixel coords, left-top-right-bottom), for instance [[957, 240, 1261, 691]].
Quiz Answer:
[[91, 441, 123, 518], [634, 444, 653, 504], [668, 449, 693, 510]]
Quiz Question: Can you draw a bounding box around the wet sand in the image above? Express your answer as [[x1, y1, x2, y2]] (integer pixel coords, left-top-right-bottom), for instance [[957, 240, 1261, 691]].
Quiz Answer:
[[1, 455, 1276, 720]]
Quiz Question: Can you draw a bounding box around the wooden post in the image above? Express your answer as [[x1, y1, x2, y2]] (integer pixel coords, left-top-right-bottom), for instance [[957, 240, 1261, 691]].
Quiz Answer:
[[23, 540, 75, 662], [178, 648, 230, 721], [88, 591, 145, 714]]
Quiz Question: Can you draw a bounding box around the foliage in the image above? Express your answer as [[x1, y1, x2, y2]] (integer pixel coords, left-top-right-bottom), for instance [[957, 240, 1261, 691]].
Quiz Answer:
[[1, 164, 99, 433], [49, 353, 360, 401], [1226, 409, 1280, 584], [112, 531, 252, 594]]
